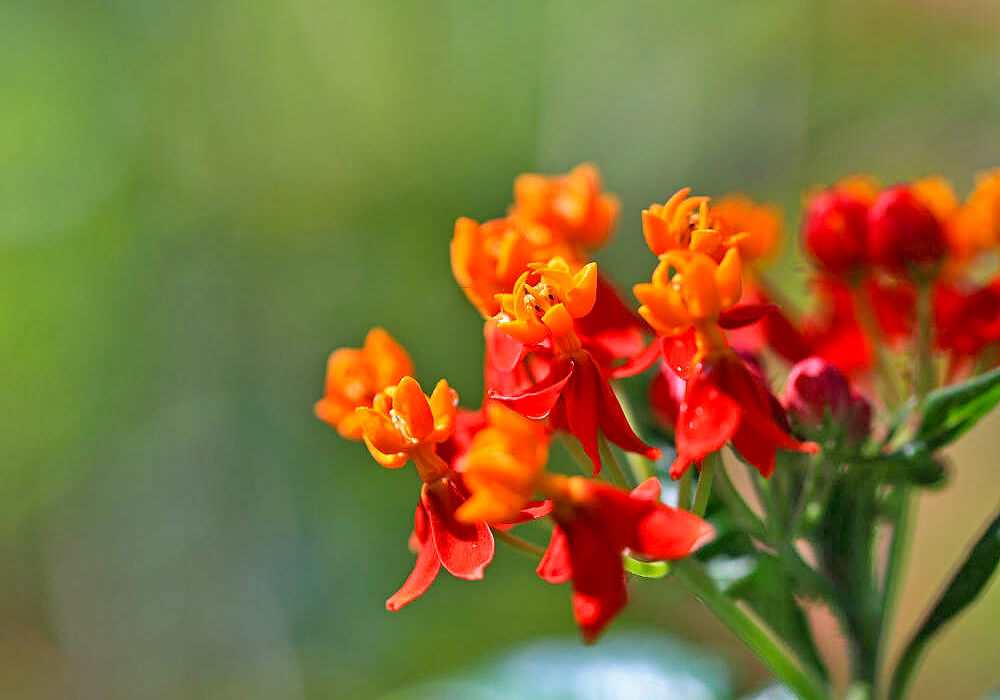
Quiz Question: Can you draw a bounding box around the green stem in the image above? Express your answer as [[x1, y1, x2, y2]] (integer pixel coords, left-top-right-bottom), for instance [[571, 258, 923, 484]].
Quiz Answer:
[[876, 487, 913, 696], [612, 381, 657, 483], [673, 559, 829, 700], [914, 280, 935, 400], [492, 528, 544, 558], [598, 434, 632, 489], [692, 452, 717, 517], [851, 285, 901, 410], [678, 467, 694, 511], [559, 434, 594, 477], [714, 458, 767, 539]]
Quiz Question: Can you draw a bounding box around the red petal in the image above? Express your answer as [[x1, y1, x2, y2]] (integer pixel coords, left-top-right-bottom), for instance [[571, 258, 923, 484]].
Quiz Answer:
[[564, 357, 602, 475], [610, 339, 662, 379], [485, 318, 528, 372], [630, 477, 661, 502], [661, 331, 698, 379], [718, 303, 776, 329], [537, 524, 572, 584], [492, 499, 554, 530], [596, 358, 660, 462], [671, 365, 741, 477], [489, 358, 574, 420], [631, 504, 715, 560], [564, 519, 628, 643], [422, 483, 495, 580], [385, 536, 442, 611]]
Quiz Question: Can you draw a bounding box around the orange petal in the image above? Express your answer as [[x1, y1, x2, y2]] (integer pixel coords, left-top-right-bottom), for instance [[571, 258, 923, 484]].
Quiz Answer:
[[363, 435, 409, 469], [394, 376, 435, 441], [355, 407, 408, 455], [715, 247, 743, 309], [498, 319, 548, 345], [681, 254, 721, 319], [428, 379, 459, 442], [564, 263, 598, 317]]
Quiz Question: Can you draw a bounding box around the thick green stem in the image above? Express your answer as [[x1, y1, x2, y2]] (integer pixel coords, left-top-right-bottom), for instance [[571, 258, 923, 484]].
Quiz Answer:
[[692, 452, 717, 517], [875, 488, 913, 696], [673, 559, 829, 700]]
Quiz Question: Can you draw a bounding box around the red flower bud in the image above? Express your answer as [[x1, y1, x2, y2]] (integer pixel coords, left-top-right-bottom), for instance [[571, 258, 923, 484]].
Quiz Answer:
[[803, 190, 870, 276], [782, 356, 871, 446], [868, 185, 946, 276]]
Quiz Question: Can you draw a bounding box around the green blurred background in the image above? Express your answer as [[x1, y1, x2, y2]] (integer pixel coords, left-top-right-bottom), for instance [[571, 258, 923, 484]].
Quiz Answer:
[[2, 0, 999, 698]]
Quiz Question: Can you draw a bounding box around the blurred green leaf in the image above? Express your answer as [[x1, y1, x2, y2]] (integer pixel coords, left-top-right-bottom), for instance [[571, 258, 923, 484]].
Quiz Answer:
[[911, 366, 1000, 453], [889, 508, 1000, 700]]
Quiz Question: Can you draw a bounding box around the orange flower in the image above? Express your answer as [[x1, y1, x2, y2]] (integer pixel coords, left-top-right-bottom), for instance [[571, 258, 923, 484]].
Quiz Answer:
[[634, 248, 742, 358], [314, 328, 413, 440], [949, 169, 1000, 269], [510, 163, 620, 250], [711, 194, 782, 267], [456, 403, 549, 524], [642, 188, 749, 261], [451, 216, 578, 317], [355, 376, 459, 481], [495, 257, 598, 350]]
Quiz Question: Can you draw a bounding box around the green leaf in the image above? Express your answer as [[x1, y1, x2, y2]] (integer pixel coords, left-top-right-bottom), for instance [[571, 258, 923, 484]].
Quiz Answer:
[[911, 365, 1000, 452], [888, 508, 1000, 700]]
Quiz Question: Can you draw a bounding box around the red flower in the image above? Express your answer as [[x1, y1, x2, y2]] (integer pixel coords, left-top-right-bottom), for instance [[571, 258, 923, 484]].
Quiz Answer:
[[868, 185, 947, 277], [803, 188, 870, 277], [537, 477, 714, 642], [934, 279, 1000, 360], [670, 349, 817, 479]]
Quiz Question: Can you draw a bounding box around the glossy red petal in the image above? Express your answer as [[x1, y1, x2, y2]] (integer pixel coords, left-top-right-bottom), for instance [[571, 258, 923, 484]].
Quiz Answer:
[[492, 499, 554, 530], [385, 536, 442, 611], [631, 504, 716, 560], [661, 331, 698, 379], [489, 358, 574, 420], [595, 358, 660, 462], [630, 477, 661, 502], [537, 524, 572, 584], [610, 339, 662, 379], [564, 357, 603, 475], [564, 519, 629, 643], [422, 483, 495, 580], [485, 318, 528, 372], [671, 366, 741, 477]]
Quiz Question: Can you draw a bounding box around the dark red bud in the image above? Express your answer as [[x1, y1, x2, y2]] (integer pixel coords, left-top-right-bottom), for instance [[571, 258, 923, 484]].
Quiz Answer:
[[803, 190, 870, 276], [867, 185, 946, 277], [782, 356, 871, 446]]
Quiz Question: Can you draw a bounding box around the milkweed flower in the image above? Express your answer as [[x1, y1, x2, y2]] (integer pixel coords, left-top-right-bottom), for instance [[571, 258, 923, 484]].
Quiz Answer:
[[635, 229, 815, 478], [868, 184, 947, 278], [489, 257, 659, 474], [314, 328, 413, 439], [455, 415, 713, 642], [782, 357, 872, 447], [510, 162, 620, 251]]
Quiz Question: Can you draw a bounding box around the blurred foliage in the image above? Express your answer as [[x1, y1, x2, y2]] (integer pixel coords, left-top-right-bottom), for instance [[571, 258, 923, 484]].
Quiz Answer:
[[0, 0, 998, 698]]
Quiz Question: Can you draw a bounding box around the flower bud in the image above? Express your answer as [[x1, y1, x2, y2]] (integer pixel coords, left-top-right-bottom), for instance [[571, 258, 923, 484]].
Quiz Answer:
[[803, 189, 870, 276], [868, 185, 946, 277], [782, 356, 871, 446]]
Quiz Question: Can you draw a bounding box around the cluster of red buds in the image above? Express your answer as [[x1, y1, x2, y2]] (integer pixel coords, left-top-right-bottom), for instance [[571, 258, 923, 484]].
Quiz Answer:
[[316, 164, 1000, 697]]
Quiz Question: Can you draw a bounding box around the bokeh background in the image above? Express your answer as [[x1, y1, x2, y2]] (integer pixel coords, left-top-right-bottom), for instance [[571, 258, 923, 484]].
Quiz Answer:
[[2, 0, 999, 698]]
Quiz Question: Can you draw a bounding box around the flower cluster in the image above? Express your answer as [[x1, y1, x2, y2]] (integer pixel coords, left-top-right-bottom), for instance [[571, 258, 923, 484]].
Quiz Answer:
[[316, 163, 1000, 653]]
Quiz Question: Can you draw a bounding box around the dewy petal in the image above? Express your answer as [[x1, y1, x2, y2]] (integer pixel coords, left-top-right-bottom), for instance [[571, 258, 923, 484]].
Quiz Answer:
[[670, 366, 741, 478], [356, 408, 408, 455], [394, 376, 435, 441], [537, 524, 572, 584], [386, 533, 442, 611], [422, 483, 495, 580]]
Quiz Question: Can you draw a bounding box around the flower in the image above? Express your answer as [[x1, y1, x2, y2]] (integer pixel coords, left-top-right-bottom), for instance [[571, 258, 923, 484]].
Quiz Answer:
[[949, 168, 1000, 269], [934, 278, 1000, 362], [456, 425, 713, 641], [802, 187, 870, 277], [490, 258, 659, 473], [510, 163, 620, 251], [538, 477, 714, 642], [868, 184, 947, 278], [314, 328, 413, 440], [451, 216, 577, 317], [709, 194, 783, 268], [782, 357, 872, 447], [670, 349, 817, 478], [642, 189, 746, 259]]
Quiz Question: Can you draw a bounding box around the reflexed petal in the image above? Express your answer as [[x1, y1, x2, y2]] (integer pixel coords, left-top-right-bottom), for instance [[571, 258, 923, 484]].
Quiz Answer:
[[385, 537, 442, 611], [564, 519, 629, 642], [537, 524, 572, 584], [489, 358, 574, 420], [610, 339, 661, 379], [423, 483, 495, 579], [595, 359, 660, 462], [630, 477, 661, 502], [631, 504, 715, 560], [564, 356, 602, 475], [485, 318, 527, 372], [671, 367, 741, 478], [718, 303, 776, 329]]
